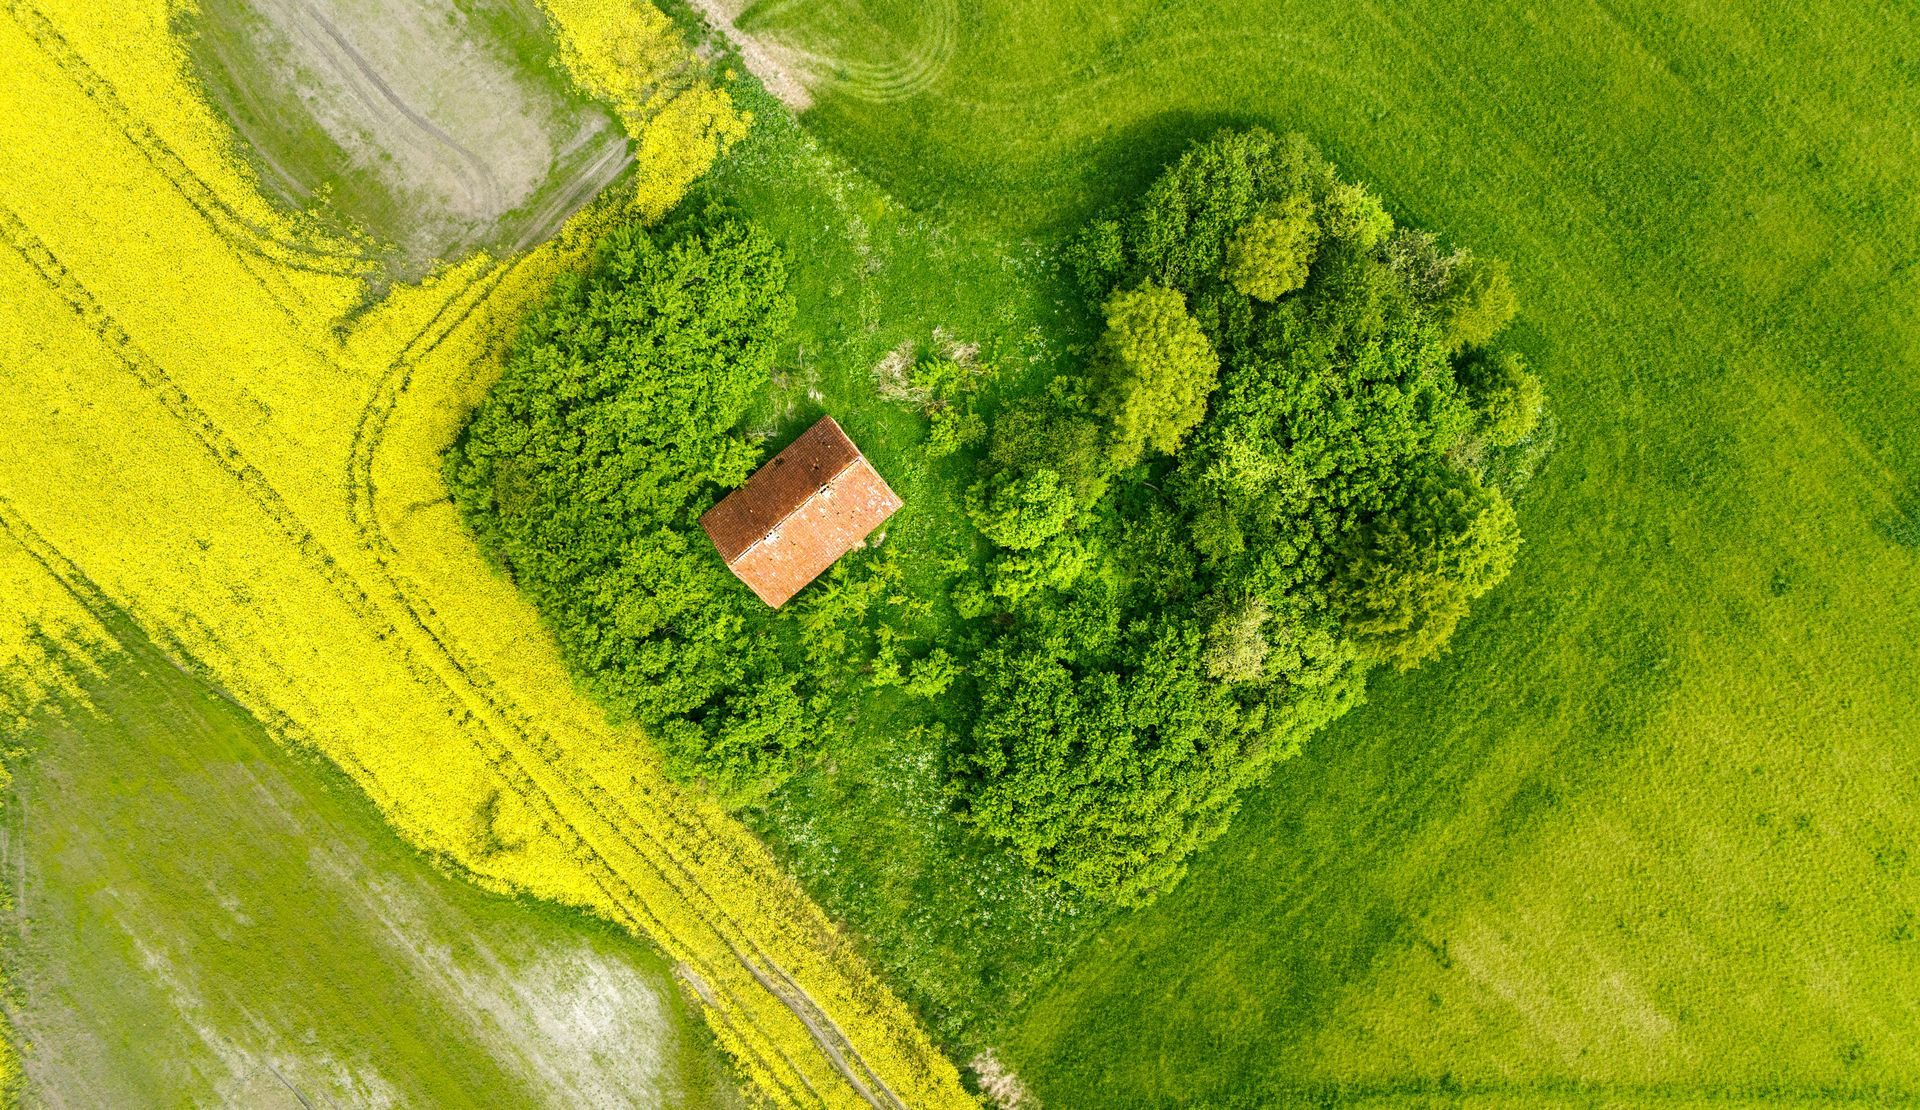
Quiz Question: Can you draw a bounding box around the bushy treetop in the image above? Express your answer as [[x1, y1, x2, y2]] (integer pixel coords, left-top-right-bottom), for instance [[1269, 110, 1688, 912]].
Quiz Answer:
[[1223, 193, 1321, 301], [1094, 283, 1221, 468]]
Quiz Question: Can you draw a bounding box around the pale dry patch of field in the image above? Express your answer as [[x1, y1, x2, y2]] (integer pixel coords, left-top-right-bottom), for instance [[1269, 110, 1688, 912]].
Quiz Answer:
[[1, 609, 734, 1107], [192, 0, 628, 274], [691, 0, 963, 112], [685, 0, 815, 110]]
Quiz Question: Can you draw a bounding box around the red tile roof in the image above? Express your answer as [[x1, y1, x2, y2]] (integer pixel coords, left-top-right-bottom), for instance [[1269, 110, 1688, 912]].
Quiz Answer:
[[700, 416, 902, 608]]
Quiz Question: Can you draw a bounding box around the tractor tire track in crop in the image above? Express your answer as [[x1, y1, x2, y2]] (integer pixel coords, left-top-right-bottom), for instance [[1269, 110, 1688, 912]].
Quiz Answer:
[[3, 0, 369, 351], [5, 0, 368, 278], [0, 497, 390, 810], [343, 245, 918, 1109], [0, 205, 840, 1108], [290, 0, 505, 216], [510, 138, 632, 257], [4, 13, 960, 1098], [5, 193, 899, 1108]]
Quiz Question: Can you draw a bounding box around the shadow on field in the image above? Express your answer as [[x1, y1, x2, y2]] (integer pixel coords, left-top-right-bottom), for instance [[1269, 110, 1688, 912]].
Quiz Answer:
[[1063, 108, 1275, 226], [1013, 572, 1685, 1102]]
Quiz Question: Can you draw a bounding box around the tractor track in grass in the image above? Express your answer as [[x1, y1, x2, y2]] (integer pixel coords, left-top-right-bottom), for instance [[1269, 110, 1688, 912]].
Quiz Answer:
[[688, 0, 957, 110]]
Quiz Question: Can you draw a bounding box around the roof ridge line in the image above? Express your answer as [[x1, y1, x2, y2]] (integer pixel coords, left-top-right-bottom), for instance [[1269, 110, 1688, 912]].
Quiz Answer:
[[725, 454, 864, 567]]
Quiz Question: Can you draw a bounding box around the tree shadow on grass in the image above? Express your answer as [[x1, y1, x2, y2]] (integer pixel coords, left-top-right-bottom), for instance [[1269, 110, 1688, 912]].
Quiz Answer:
[[1050, 108, 1278, 231]]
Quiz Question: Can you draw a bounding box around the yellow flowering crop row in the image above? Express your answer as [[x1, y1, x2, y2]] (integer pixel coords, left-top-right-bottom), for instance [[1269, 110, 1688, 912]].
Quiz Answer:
[[0, 1, 968, 1105], [538, 0, 750, 219]]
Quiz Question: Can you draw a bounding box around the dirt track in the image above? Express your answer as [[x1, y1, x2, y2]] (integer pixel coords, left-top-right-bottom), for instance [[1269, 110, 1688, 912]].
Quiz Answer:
[[682, 0, 960, 111], [684, 0, 815, 110]]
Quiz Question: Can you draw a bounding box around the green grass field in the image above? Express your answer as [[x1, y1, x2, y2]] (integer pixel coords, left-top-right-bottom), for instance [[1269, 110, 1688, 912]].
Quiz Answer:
[[0, 618, 740, 1107], [693, 0, 1920, 1103], [10, 0, 1916, 1103]]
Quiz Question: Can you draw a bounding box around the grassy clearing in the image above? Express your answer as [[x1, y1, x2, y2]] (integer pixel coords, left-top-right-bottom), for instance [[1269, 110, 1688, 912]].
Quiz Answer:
[[0, 2, 966, 1104], [0, 616, 740, 1107], [676, 71, 1108, 1040], [686, 0, 1920, 1102]]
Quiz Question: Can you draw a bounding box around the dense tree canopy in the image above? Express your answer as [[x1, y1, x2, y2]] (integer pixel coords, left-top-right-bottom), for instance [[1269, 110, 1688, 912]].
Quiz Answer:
[[1223, 193, 1320, 301], [452, 128, 1547, 909], [954, 128, 1546, 905], [1093, 283, 1220, 468], [447, 213, 826, 806]]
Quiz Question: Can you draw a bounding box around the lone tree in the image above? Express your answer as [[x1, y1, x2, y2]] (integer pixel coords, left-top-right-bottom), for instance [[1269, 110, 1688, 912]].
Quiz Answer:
[[1094, 283, 1220, 469]]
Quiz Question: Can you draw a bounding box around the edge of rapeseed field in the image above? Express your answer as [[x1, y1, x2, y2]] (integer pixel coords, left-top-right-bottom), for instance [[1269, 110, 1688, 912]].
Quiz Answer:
[[0, 1, 972, 1105]]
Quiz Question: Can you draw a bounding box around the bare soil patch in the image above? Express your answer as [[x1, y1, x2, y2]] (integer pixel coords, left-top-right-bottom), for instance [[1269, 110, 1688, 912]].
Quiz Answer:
[[189, 0, 628, 277], [685, 0, 817, 110]]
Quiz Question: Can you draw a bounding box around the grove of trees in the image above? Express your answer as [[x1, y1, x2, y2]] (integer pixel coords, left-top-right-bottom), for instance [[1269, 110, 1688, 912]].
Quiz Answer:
[[448, 212, 832, 807], [957, 128, 1545, 905], [452, 128, 1548, 908]]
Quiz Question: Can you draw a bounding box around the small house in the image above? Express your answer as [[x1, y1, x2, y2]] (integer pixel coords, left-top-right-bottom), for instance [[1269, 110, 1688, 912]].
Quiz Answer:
[[699, 416, 903, 608]]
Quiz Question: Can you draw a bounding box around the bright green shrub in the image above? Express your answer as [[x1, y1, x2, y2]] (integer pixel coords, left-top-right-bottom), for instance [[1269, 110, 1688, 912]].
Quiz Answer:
[[1094, 284, 1220, 468], [1440, 254, 1520, 351], [1064, 216, 1127, 299], [986, 533, 1096, 603], [967, 470, 1076, 550], [447, 212, 818, 807], [1321, 180, 1394, 250], [1386, 228, 1518, 351], [1335, 463, 1522, 669], [1126, 127, 1333, 293], [1223, 194, 1320, 300], [1462, 349, 1546, 447], [1201, 597, 1270, 682], [961, 616, 1256, 907], [987, 386, 1114, 508]]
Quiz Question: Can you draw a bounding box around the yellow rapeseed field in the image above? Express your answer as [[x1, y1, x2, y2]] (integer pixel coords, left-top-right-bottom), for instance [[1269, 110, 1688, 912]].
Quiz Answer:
[[0, 1, 970, 1105], [538, 0, 751, 219]]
